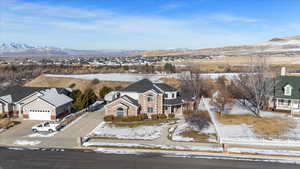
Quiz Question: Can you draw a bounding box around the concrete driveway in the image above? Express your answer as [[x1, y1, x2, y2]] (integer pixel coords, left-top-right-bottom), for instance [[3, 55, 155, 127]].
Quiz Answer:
[[0, 109, 105, 148], [0, 120, 41, 145]]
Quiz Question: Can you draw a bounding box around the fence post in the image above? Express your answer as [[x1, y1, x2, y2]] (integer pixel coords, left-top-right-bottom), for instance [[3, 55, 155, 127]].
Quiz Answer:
[[77, 137, 82, 146]]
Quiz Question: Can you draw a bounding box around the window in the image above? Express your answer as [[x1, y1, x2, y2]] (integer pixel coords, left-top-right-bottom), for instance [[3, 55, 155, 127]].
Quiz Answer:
[[147, 94, 154, 102], [284, 85, 292, 96], [116, 107, 124, 116], [147, 107, 154, 113], [172, 93, 175, 98]]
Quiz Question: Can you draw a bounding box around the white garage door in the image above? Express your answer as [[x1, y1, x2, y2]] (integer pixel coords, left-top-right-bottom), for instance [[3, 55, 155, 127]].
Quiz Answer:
[[28, 111, 52, 121]]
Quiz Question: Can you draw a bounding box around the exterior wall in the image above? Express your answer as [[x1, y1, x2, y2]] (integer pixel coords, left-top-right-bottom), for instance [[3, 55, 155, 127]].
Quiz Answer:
[[120, 92, 139, 100], [138, 90, 163, 116], [0, 103, 4, 113], [105, 98, 139, 116], [17, 93, 40, 114], [56, 103, 72, 117], [23, 99, 56, 118]]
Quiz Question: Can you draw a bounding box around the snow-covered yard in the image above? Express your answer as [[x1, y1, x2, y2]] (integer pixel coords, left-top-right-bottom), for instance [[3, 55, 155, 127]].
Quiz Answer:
[[171, 122, 217, 143], [87, 122, 167, 140], [204, 99, 300, 146]]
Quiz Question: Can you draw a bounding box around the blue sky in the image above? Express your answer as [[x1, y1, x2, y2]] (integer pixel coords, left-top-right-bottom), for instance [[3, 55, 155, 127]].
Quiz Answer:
[[1, 0, 300, 50]]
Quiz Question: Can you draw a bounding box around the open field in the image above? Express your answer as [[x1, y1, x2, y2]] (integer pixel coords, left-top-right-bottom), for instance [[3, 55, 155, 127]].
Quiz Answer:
[[163, 56, 300, 72]]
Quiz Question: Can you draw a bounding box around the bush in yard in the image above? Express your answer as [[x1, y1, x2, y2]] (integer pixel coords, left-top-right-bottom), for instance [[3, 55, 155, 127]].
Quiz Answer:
[[168, 114, 175, 119], [104, 115, 114, 122], [151, 114, 159, 120], [158, 114, 167, 119], [137, 113, 148, 121]]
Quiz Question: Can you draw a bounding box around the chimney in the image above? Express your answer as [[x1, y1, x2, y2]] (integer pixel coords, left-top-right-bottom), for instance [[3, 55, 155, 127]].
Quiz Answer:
[[281, 67, 286, 76]]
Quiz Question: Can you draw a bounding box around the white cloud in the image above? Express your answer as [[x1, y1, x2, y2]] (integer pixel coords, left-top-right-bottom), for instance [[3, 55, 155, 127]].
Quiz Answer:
[[210, 14, 258, 23], [2, 0, 282, 50]]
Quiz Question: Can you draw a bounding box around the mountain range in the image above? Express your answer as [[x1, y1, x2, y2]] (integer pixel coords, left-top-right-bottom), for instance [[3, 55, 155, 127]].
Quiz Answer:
[[1, 36, 300, 58], [0, 42, 142, 57]]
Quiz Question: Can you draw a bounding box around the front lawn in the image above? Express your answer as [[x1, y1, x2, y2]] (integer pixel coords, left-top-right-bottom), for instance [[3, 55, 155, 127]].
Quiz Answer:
[[216, 113, 296, 138], [87, 121, 169, 140]]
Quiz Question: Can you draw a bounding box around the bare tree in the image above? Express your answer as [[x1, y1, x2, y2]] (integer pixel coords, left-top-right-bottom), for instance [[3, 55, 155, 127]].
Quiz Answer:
[[229, 56, 276, 116], [180, 68, 212, 102], [211, 89, 235, 115]]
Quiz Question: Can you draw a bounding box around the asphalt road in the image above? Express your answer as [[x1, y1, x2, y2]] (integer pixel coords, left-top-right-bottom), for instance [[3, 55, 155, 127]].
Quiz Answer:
[[0, 148, 299, 169]]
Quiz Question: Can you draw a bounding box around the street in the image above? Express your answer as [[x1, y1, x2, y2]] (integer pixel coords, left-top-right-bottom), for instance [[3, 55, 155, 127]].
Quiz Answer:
[[0, 147, 299, 169]]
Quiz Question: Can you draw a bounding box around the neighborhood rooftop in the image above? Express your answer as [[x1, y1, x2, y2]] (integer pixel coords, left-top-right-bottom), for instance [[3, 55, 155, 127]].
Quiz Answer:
[[120, 79, 177, 93], [0, 86, 69, 103]]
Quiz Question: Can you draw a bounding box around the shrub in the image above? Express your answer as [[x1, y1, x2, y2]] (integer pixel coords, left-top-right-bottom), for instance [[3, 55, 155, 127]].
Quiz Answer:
[[104, 115, 114, 122], [151, 114, 159, 120], [158, 114, 167, 119], [168, 114, 175, 119]]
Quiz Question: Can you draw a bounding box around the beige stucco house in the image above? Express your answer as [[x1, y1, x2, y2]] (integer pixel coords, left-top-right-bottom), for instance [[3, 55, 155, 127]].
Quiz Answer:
[[0, 86, 73, 120], [104, 79, 183, 117]]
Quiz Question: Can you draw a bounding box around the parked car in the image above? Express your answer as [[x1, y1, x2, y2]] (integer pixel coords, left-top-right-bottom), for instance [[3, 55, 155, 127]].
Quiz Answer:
[[31, 122, 62, 133]]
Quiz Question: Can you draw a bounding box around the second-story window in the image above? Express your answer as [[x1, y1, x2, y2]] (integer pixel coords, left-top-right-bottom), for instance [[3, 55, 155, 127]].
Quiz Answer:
[[284, 85, 292, 96], [147, 94, 154, 102]]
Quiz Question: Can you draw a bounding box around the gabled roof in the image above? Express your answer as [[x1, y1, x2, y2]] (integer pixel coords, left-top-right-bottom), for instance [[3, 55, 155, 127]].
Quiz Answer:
[[275, 76, 300, 99], [121, 95, 139, 107], [120, 79, 163, 93], [154, 83, 177, 92], [0, 86, 70, 103], [106, 95, 140, 107], [39, 88, 73, 107]]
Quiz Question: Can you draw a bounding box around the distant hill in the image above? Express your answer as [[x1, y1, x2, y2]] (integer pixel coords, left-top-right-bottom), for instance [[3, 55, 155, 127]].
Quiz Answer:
[[134, 35, 300, 57], [0, 42, 142, 57]]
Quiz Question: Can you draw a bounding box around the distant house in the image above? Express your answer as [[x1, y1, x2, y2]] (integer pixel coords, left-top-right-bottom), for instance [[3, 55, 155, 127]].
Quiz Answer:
[[272, 75, 300, 115], [0, 86, 73, 120], [104, 79, 183, 117]]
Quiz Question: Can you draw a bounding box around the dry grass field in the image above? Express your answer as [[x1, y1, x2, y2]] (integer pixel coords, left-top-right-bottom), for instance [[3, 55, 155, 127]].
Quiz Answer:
[[160, 56, 300, 72], [25, 75, 132, 95], [216, 113, 296, 138]]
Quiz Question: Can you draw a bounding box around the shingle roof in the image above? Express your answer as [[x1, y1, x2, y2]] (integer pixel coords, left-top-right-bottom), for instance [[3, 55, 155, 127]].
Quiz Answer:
[[120, 79, 162, 93], [154, 83, 177, 92], [275, 76, 300, 99], [39, 88, 73, 107], [121, 95, 139, 107], [163, 98, 183, 106], [0, 86, 70, 103]]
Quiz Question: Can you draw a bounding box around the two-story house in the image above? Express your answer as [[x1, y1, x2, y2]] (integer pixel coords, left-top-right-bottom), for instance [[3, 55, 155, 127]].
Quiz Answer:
[[104, 79, 183, 117], [274, 75, 300, 115]]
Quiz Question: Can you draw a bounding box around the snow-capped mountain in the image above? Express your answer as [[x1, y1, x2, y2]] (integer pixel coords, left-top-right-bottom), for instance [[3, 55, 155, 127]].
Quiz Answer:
[[0, 42, 142, 57]]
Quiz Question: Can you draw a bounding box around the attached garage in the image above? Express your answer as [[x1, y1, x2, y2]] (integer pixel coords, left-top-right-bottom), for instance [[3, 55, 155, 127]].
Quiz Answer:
[[28, 110, 52, 121]]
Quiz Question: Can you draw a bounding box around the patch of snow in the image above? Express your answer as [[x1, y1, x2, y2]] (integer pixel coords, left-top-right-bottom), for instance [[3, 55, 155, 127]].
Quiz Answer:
[[229, 148, 300, 156], [26, 132, 57, 138], [83, 142, 223, 152], [14, 140, 41, 146], [95, 148, 144, 155], [88, 122, 166, 140]]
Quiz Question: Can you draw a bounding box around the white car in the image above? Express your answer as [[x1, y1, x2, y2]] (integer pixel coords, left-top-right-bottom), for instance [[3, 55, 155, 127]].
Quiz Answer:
[[32, 122, 62, 133]]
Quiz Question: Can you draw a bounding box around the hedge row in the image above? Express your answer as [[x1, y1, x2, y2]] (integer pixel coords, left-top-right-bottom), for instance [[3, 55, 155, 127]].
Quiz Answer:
[[104, 113, 175, 122]]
